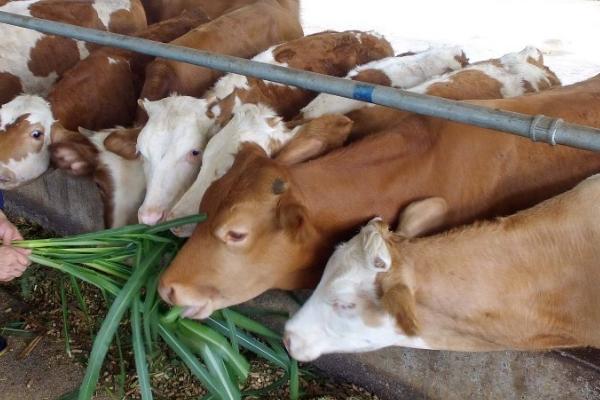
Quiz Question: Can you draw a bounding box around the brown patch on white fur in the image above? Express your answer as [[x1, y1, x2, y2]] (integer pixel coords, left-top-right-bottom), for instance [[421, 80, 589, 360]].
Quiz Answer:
[[28, 35, 82, 78], [0, 116, 45, 164], [351, 69, 392, 86], [214, 30, 393, 129], [425, 69, 504, 99], [0, 72, 23, 105]]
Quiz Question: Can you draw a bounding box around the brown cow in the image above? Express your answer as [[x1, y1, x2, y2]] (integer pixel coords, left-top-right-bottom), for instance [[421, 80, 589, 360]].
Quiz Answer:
[[141, 0, 260, 23], [136, 0, 303, 122], [157, 75, 600, 319], [0, 0, 147, 105], [284, 178, 600, 360]]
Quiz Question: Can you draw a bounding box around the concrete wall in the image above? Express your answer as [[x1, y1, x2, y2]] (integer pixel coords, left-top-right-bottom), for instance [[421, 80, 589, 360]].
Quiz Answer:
[[5, 172, 600, 400]]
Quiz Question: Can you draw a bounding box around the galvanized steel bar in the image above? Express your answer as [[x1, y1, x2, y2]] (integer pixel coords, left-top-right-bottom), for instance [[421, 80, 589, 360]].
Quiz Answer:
[[1, 10, 600, 151]]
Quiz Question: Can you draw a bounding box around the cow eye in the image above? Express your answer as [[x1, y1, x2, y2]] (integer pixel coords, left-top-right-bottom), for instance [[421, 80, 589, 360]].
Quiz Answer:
[[191, 149, 201, 157], [226, 230, 247, 242], [333, 300, 357, 312], [31, 130, 43, 139]]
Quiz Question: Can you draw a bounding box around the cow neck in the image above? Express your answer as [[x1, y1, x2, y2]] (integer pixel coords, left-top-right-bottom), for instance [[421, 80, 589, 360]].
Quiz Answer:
[[382, 202, 598, 351], [289, 116, 440, 242]]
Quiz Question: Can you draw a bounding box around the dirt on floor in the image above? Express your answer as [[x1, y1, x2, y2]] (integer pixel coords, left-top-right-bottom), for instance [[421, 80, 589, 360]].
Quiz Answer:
[[0, 216, 378, 400]]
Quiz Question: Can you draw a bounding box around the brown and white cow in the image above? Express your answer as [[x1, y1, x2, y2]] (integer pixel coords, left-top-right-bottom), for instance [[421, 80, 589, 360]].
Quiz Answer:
[[141, 0, 260, 23], [0, 0, 147, 105], [134, 30, 393, 225], [0, 10, 208, 191], [285, 174, 600, 360], [290, 46, 560, 150], [50, 126, 145, 228], [135, 0, 303, 122], [157, 74, 600, 319]]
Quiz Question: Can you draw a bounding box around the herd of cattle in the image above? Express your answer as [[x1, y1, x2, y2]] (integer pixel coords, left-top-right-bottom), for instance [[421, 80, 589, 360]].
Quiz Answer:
[[1, 0, 600, 362]]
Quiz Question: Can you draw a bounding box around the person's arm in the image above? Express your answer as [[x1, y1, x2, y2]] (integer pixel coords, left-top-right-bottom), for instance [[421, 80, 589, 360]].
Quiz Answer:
[[0, 208, 31, 282]]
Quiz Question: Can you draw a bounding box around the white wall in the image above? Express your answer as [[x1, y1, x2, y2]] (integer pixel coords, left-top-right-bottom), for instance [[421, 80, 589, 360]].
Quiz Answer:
[[301, 0, 600, 84]]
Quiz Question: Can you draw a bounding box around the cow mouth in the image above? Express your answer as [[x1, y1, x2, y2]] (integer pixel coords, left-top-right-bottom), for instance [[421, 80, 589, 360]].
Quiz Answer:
[[181, 302, 213, 320]]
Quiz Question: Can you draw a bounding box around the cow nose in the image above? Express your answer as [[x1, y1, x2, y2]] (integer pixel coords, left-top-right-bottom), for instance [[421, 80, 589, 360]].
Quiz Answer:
[[138, 208, 166, 225], [158, 283, 176, 305]]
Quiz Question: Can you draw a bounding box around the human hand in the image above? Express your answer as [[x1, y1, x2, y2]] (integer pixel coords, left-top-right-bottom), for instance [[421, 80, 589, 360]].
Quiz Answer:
[[0, 246, 30, 282], [0, 212, 23, 245]]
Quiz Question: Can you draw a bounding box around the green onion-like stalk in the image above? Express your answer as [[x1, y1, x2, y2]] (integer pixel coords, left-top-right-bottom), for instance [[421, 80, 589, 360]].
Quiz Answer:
[[4, 214, 301, 400]]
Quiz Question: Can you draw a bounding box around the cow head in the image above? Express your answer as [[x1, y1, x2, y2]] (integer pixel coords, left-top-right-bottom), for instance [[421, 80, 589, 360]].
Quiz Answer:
[[158, 143, 326, 319], [157, 114, 355, 318], [136, 95, 216, 225], [0, 95, 56, 189], [284, 198, 448, 361]]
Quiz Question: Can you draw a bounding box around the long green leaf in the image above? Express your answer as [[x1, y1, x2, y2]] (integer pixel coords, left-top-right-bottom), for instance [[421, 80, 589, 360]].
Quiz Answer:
[[289, 360, 299, 400], [145, 214, 207, 234], [29, 255, 121, 296], [59, 277, 72, 358], [157, 322, 223, 398], [206, 318, 289, 371], [131, 301, 153, 400], [221, 309, 281, 340], [197, 342, 241, 400], [178, 320, 249, 381], [142, 273, 161, 355], [69, 276, 94, 340], [77, 243, 167, 400]]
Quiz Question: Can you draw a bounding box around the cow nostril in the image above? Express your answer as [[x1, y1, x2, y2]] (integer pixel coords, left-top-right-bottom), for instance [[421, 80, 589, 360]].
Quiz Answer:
[[283, 333, 292, 353], [167, 287, 176, 304]]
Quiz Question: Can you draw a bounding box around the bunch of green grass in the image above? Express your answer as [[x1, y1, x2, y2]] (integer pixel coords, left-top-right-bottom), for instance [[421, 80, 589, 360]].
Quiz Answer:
[[5, 215, 300, 400]]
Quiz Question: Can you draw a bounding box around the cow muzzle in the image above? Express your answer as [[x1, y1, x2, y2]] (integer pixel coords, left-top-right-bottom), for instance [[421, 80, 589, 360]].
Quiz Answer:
[[158, 281, 220, 320]]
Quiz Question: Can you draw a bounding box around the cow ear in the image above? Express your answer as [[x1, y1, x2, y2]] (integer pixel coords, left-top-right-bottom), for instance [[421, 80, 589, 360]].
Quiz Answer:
[[361, 218, 392, 272], [277, 198, 312, 242], [275, 114, 353, 165], [103, 128, 141, 160], [381, 284, 419, 336], [396, 197, 448, 238], [50, 132, 98, 176]]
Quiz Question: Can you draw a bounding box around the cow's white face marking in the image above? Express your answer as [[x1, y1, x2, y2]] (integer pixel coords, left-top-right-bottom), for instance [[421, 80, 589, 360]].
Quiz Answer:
[[284, 219, 430, 362], [0, 95, 55, 189], [137, 96, 216, 225], [169, 103, 298, 236], [302, 46, 466, 119]]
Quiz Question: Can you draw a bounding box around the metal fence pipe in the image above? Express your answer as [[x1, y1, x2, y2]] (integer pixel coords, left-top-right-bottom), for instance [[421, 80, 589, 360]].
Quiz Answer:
[[1, 10, 600, 151]]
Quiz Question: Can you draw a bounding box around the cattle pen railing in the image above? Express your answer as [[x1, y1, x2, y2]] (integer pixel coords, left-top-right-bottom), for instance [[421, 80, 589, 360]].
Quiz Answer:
[[2, 11, 600, 152]]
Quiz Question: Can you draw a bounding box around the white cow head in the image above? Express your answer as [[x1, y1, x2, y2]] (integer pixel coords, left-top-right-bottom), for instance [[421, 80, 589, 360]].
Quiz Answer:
[[284, 198, 448, 361], [136, 95, 216, 225], [168, 103, 296, 237], [0, 95, 55, 189]]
